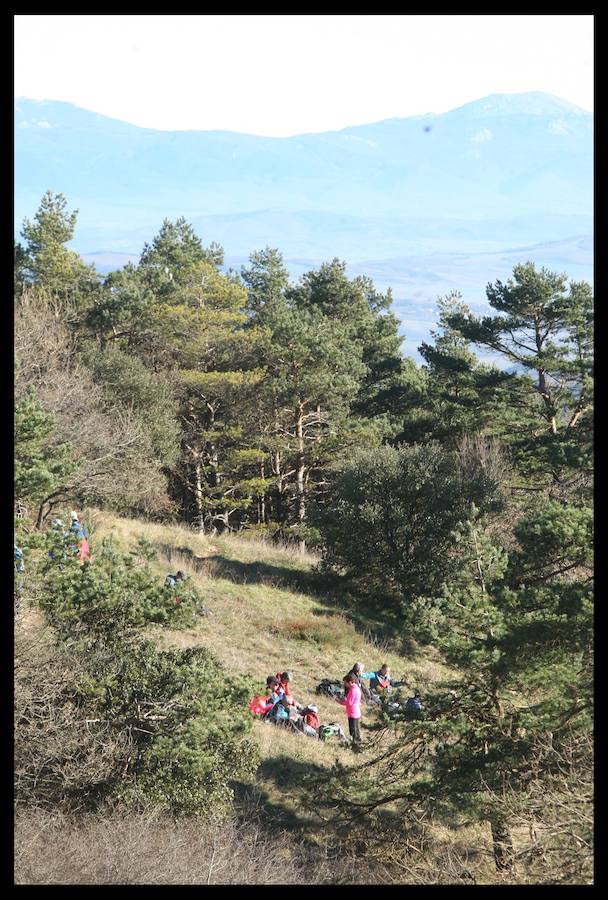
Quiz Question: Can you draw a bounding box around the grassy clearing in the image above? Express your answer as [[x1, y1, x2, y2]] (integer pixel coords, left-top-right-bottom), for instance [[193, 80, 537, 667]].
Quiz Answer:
[[91, 510, 450, 695], [83, 511, 456, 841]]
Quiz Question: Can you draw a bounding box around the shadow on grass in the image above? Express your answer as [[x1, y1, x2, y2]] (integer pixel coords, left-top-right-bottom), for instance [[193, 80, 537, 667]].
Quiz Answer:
[[231, 754, 331, 834], [206, 554, 325, 597]]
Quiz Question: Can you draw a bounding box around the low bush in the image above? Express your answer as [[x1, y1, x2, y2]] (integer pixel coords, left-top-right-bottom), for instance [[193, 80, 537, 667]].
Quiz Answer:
[[40, 535, 207, 636], [268, 614, 357, 648]]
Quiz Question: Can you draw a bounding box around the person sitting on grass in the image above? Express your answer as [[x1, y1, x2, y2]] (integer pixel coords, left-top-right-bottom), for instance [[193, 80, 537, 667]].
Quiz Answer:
[[297, 704, 321, 737], [249, 676, 282, 717], [260, 677, 284, 719], [269, 695, 300, 729], [337, 672, 362, 748], [277, 670, 304, 711]]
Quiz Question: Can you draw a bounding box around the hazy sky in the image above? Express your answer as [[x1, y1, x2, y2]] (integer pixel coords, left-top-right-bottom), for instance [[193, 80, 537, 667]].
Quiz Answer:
[[14, 15, 593, 136]]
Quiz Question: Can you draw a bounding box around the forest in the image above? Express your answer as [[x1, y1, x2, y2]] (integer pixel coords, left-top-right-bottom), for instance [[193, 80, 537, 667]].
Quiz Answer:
[[14, 191, 593, 884]]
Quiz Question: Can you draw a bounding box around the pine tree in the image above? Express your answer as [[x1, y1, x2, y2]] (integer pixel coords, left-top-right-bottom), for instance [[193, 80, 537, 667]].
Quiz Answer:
[[20, 191, 99, 305], [447, 263, 594, 496], [14, 389, 75, 524]]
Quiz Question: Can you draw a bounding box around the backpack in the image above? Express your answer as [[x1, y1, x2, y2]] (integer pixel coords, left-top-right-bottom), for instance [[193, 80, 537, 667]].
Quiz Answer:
[[316, 680, 344, 699], [318, 722, 345, 742], [268, 701, 290, 724], [404, 696, 423, 720]]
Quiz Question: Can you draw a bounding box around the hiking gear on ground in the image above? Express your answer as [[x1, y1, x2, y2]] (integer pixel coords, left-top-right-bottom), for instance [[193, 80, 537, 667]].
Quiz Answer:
[[318, 722, 347, 742], [404, 695, 424, 720], [316, 680, 344, 699], [249, 696, 273, 716]]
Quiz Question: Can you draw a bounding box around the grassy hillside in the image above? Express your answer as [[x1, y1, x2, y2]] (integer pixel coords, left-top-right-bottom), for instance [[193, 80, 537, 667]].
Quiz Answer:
[[93, 509, 448, 699], [16, 510, 501, 884], [91, 513, 457, 827]]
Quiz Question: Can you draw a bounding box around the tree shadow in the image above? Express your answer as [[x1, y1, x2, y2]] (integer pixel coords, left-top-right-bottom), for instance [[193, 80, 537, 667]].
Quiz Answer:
[[231, 754, 331, 834], [203, 554, 325, 597]]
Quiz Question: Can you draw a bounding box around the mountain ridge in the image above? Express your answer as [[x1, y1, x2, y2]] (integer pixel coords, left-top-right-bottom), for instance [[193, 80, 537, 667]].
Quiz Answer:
[[15, 91, 592, 359]]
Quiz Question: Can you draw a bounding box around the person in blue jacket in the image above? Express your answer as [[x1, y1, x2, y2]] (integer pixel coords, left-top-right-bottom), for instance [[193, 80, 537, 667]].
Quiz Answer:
[[14, 544, 25, 610], [69, 512, 88, 541]]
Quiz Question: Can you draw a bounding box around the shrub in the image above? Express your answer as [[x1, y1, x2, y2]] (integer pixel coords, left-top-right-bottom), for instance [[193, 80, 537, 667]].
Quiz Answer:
[[40, 535, 207, 636], [312, 442, 496, 619], [268, 614, 357, 648]]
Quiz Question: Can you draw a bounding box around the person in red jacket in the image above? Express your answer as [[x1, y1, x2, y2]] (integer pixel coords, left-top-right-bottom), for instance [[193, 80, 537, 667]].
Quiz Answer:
[[277, 671, 303, 711]]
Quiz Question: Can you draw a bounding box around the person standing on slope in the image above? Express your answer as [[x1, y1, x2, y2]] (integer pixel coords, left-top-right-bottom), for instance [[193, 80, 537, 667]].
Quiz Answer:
[[338, 672, 362, 748]]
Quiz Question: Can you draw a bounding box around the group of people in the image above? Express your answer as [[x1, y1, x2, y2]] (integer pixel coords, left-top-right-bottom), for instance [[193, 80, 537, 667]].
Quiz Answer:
[[249, 662, 423, 748], [346, 661, 424, 721], [14, 511, 90, 612], [49, 511, 91, 563], [249, 671, 350, 744]]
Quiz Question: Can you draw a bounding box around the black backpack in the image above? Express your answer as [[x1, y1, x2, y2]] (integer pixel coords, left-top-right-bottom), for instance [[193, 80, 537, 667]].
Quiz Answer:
[[404, 696, 424, 720], [316, 679, 344, 700]]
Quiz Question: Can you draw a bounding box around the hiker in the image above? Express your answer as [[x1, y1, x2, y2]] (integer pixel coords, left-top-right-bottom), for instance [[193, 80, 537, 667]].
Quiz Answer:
[[297, 704, 321, 737], [366, 663, 408, 692], [259, 676, 284, 720], [266, 675, 284, 704], [268, 695, 297, 728], [14, 544, 25, 610], [165, 570, 186, 589], [69, 511, 88, 541], [403, 690, 424, 721], [277, 670, 303, 711], [347, 662, 373, 702], [69, 512, 90, 563], [338, 672, 362, 747], [14, 543, 25, 575], [48, 518, 68, 561], [368, 663, 391, 691]]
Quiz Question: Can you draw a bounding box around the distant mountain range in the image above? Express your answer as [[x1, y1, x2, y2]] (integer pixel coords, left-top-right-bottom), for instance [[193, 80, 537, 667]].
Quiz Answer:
[[14, 92, 593, 359]]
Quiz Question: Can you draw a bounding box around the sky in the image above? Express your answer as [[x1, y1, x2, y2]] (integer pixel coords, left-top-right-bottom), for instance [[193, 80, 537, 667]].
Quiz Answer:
[[14, 15, 593, 137]]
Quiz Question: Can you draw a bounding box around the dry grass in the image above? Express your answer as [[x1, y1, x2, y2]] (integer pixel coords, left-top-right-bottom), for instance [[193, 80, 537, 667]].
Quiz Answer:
[[85, 509, 454, 745], [15, 805, 499, 885], [14, 806, 367, 885]]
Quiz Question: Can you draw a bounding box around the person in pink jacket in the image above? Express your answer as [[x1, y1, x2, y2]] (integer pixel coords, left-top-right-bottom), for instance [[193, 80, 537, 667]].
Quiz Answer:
[[338, 672, 362, 747]]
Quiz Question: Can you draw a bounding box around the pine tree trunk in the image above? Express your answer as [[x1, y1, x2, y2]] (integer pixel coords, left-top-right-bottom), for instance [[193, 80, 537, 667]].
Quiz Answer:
[[491, 818, 515, 875], [295, 401, 306, 553], [193, 461, 205, 534], [259, 460, 266, 525], [274, 450, 284, 523]]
